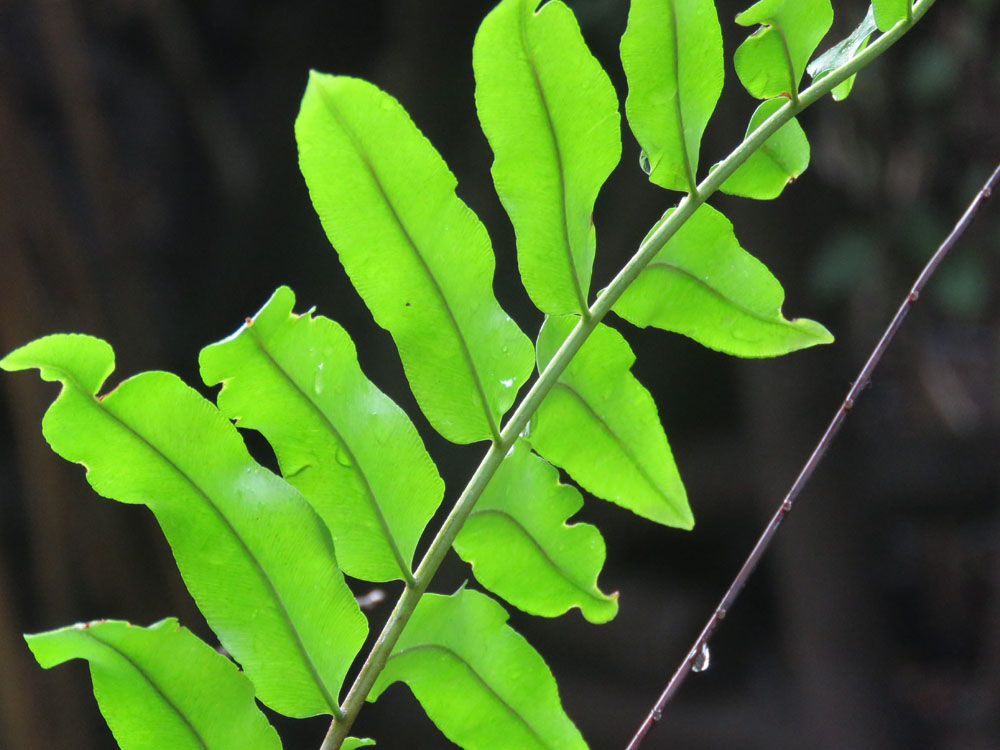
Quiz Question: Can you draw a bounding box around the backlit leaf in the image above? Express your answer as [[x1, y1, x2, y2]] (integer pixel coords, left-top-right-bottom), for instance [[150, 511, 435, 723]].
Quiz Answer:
[[734, 0, 833, 100], [719, 98, 810, 199], [873, 0, 909, 31], [474, 0, 621, 315], [296, 72, 534, 444], [1, 335, 367, 718], [369, 588, 588, 750], [342, 740, 376, 749], [620, 0, 724, 192], [531, 316, 691, 529], [614, 204, 833, 355], [25, 619, 280, 750], [453, 440, 618, 624], [200, 286, 443, 583], [807, 6, 878, 101]]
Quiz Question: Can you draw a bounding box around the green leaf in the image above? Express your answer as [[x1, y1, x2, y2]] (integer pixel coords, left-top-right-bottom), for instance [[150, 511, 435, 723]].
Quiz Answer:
[[1, 335, 367, 718], [342, 740, 376, 750], [200, 286, 443, 584], [25, 619, 280, 750], [613, 204, 833, 356], [369, 587, 587, 750], [453, 440, 618, 624], [296, 72, 534, 445], [531, 316, 692, 529], [734, 0, 834, 100], [620, 0, 724, 192], [873, 0, 910, 31], [473, 0, 621, 315], [807, 6, 878, 101], [718, 98, 810, 199]]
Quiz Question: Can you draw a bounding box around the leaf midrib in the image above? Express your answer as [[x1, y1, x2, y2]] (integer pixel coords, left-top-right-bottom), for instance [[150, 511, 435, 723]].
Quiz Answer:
[[388, 642, 552, 749], [82, 629, 210, 749], [61, 369, 341, 716], [316, 84, 500, 443], [552, 381, 679, 514], [518, 4, 589, 316], [245, 323, 414, 584], [468, 508, 609, 606]]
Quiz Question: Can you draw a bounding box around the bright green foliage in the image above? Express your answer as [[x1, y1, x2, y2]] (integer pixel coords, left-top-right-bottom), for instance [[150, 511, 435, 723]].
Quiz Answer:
[[531, 316, 691, 529], [342, 741, 376, 749], [473, 0, 621, 315], [200, 286, 442, 583], [0, 334, 367, 718], [807, 7, 878, 101], [620, 0, 724, 193], [614, 204, 833, 356], [734, 0, 834, 99], [369, 588, 588, 750], [453, 440, 618, 623], [719, 99, 811, 199], [873, 0, 910, 31], [25, 619, 280, 750], [296, 72, 534, 445]]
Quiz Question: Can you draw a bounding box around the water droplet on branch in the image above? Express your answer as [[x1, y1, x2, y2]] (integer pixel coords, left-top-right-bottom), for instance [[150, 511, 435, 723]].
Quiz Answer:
[[692, 642, 711, 673]]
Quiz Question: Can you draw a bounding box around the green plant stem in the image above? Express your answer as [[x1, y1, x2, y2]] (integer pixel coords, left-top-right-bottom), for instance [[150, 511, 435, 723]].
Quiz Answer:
[[320, 2, 936, 746]]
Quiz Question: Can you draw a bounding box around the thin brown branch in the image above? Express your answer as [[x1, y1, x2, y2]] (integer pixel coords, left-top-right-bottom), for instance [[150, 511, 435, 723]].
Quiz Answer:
[[625, 160, 1000, 750]]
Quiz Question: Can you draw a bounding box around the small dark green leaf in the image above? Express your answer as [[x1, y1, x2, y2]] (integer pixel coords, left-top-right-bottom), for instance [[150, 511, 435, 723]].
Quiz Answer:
[[296, 72, 534, 445], [474, 0, 621, 315], [873, 0, 909, 31], [620, 0, 724, 192], [200, 286, 443, 583], [532, 316, 691, 529], [614, 204, 833, 356], [26, 619, 280, 750], [807, 7, 878, 101], [369, 588, 588, 750], [719, 99, 810, 199], [453, 440, 618, 624], [1, 335, 367, 718], [734, 0, 834, 99]]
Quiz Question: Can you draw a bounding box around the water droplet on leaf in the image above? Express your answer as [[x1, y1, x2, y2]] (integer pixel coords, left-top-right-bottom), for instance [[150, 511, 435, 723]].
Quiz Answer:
[[335, 448, 353, 468], [639, 149, 652, 175], [313, 373, 324, 394], [500, 378, 514, 388]]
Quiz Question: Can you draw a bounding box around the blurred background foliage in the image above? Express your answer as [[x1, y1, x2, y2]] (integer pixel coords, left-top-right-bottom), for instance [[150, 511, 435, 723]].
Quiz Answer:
[[0, 1, 998, 748]]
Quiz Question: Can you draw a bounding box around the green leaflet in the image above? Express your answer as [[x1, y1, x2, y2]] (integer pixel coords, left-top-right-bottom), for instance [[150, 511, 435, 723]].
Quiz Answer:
[[807, 6, 878, 101], [453, 440, 618, 624], [718, 98, 810, 199], [873, 0, 910, 31], [473, 0, 621, 315], [200, 286, 443, 584], [369, 588, 587, 750], [343, 740, 376, 749], [296, 72, 534, 445], [734, 0, 834, 100], [531, 316, 692, 529], [620, 0, 724, 193], [25, 619, 280, 750], [1, 335, 367, 718], [614, 204, 833, 356]]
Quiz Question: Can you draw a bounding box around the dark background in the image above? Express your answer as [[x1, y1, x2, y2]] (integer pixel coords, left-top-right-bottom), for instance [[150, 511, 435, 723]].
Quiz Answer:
[[1, 1, 999, 748]]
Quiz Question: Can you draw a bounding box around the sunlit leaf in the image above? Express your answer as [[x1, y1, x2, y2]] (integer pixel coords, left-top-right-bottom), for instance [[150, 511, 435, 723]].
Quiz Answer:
[[369, 588, 588, 750], [200, 286, 443, 583], [873, 0, 910, 31], [807, 6, 878, 101], [26, 619, 280, 750], [453, 440, 618, 624], [718, 99, 810, 199], [296, 72, 534, 444], [620, 0, 724, 192], [342, 740, 376, 749], [734, 0, 834, 99], [531, 316, 691, 529], [614, 204, 833, 355], [473, 0, 621, 315], [1, 335, 367, 718]]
